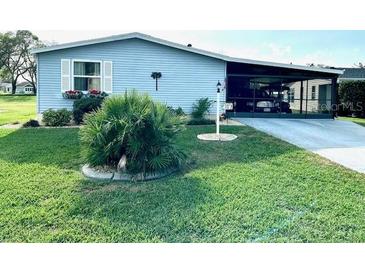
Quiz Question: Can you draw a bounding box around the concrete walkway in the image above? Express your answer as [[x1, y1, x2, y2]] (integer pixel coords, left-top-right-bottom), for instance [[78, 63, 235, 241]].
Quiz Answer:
[[234, 118, 365, 174]]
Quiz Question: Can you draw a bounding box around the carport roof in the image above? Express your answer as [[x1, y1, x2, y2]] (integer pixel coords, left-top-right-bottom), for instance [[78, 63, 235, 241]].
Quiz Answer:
[[31, 32, 343, 75]]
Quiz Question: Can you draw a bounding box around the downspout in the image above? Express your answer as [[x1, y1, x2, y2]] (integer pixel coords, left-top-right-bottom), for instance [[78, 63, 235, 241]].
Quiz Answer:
[[224, 61, 227, 116], [331, 77, 337, 119], [36, 53, 40, 115], [305, 80, 309, 118], [300, 81, 303, 114]]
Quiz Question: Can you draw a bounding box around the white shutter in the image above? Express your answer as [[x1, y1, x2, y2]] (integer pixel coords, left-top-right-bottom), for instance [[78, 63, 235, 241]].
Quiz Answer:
[[103, 61, 113, 93], [61, 59, 71, 92]]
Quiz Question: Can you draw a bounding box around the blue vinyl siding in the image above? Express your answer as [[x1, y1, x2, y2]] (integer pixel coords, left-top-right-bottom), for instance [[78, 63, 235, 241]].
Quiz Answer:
[[37, 38, 226, 113]]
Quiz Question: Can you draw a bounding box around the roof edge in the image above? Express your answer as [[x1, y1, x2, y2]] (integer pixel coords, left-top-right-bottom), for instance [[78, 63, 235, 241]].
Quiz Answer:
[[31, 32, 343, 75]]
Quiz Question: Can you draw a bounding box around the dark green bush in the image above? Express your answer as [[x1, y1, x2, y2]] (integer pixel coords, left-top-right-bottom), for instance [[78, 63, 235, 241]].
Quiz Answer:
[[73, 97, 104, 124], [191, 97, 213, 119], [339, 81, 365, 117], [42, 109, 72, 127], [80, 91, 187, 176], [23, 119, 40, 128]]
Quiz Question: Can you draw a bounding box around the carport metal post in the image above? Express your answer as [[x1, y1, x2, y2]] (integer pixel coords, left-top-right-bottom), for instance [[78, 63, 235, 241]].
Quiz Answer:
[[305, 80, 309, 118], [331, 77, 337, 118], [300, 81, 303, 114]]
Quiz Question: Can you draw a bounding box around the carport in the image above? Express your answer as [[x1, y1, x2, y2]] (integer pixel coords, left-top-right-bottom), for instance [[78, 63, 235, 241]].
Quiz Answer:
[[225, 61, 343, 119]]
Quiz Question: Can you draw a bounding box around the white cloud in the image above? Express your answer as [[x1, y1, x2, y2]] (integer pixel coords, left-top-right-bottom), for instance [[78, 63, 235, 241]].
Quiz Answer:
[[215, 42, 294, 64]]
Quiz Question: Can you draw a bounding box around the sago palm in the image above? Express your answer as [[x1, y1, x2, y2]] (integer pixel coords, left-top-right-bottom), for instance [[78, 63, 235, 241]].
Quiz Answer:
[[80, 91, 186, 176]]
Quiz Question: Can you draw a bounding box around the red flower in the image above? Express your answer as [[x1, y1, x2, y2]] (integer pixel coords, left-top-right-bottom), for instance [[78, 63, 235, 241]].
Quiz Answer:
[[88, 89, 101, 96]]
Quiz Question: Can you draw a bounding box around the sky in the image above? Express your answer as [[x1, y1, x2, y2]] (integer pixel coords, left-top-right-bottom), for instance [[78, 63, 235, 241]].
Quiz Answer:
[[32, 30, 365, 67]]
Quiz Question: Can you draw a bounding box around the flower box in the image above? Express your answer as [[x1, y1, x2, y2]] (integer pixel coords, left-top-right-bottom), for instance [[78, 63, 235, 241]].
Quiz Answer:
[[62, 89, 109, 100], [88, 89, 109, 98], [62, 90, 83, 99]]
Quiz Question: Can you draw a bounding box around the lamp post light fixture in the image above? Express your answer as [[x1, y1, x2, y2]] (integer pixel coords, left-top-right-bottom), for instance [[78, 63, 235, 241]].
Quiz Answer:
[[216, 81, 222, 136]]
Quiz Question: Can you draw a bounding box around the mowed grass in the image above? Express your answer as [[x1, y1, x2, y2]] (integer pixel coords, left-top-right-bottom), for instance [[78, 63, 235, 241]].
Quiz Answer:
[[0, 125, 365, 242], [0, 95, 36, 125], [338, 116, 365, 127]]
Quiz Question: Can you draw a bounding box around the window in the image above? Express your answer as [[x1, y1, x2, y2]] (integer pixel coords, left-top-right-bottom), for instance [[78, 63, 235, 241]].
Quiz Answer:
[[311, 86, 316, 100], [25, 86, 33, 92], [73, 61, 101, 91], [288, 88, 295, 103]]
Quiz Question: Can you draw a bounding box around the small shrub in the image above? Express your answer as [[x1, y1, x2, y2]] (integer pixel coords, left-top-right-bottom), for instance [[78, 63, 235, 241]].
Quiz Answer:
[[191, 98, 213, 119], [42, 109, 72, 127], [187, 118, 215, 125], [23, 119, 40, 128], [168, 106, 186, 117], [73, 97, 104, 124], [80, 91, 187, 176]]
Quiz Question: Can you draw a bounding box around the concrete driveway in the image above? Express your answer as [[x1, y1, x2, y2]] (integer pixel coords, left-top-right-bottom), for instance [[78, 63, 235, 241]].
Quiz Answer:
[[234, 118, 365, 173]]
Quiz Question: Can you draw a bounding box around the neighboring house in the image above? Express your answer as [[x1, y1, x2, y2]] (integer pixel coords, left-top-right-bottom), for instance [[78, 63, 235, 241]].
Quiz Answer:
[[287, 68, 365, 114], [0, 81, 34, 94], [15, 82, 35, 94], [338, 68, 365, 82], [31, 32, 343, 118], [0, 82, 12, 92], [287, 79, 333, 114]]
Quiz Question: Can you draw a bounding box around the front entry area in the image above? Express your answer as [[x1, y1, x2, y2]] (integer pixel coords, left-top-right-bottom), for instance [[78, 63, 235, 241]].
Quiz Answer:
[[225, 62, 338, 119]]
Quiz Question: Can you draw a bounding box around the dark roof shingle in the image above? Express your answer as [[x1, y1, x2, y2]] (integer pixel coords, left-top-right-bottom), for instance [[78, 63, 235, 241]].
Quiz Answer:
[[338, 68, 365, 79]]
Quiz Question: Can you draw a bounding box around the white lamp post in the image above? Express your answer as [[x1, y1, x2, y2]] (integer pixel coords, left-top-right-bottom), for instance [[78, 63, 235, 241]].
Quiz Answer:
[[197, 80, 237, 142], [216, 81, 222, 136]]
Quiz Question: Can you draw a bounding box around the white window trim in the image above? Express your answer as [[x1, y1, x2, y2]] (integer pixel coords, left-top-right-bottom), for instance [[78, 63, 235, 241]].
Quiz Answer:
[[103, 61, 113, 93], [71, 59, 103, 91], [311, 86, 316, 100]]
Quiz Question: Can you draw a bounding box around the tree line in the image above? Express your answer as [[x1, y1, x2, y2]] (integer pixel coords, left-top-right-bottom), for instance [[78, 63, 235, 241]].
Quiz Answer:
[[0, 30, 45, 94]]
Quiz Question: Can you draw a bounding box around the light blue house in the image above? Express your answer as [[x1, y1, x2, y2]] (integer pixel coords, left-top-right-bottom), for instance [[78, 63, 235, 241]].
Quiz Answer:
[[32, 32, 343, 118]]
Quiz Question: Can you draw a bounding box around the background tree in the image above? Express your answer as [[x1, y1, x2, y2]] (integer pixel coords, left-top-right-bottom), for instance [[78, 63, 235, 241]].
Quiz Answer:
[[353, 62, 365, 68], [19, 34, 45, 94], [306, 63, 333, 69], [0, 32, 22, 93], [0, 30, 42, 94]]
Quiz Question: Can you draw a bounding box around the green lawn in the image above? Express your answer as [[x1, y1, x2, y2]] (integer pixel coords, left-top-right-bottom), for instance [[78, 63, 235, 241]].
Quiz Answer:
[[338, 116, 365, 127], [0, 95, 36, 125], [0, 125, 364, 242]]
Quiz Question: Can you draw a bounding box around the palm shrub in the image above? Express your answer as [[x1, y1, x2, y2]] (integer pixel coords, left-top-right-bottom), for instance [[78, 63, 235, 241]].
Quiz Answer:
[[191, 97, 213, 119], [189, 97, 214, 125], [80, 91, 186, 176]]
